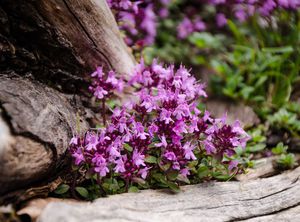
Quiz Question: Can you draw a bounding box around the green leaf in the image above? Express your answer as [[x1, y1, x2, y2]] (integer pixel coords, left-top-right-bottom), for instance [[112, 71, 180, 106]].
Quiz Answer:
[[132, 177, 146, 185], [272, 75, 292, 107], [246, 143, 266, 153], [234, 146, 244, 156], [277, 153, 296, 169], [212, 172, 231, 181], [197, 165, 210, 179], [54, 184, 70, 195], [75, 187, 89, 198], [166, 170, 179, 181], [189, 32, 222, 49], [128, 186, 139, 193], [166, 181, 180, 193], [124, 143, 133, 152], [262, 46, 293, 53], [145, 155, 157, 164], [272, 142, 288, 155], [153, 173, 167, 184], [177, 174, 190, 184], [158, 158, 171, 171], [227, 20, 245, 43]]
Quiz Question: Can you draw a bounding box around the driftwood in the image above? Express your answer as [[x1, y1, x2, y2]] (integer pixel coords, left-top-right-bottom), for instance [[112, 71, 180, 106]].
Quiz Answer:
[[0, 0, 135, 196], [38, 167, 300, 222], [0, 75, 89, 195]]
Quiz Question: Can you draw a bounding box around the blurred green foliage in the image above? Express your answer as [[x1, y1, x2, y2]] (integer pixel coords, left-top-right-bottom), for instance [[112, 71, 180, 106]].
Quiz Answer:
[[142, 5, 300, 169]]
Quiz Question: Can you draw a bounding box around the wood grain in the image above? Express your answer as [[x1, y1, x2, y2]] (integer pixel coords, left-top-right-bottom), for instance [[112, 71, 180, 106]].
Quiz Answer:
[[0, 75, 89, 195], [38, 167, 300, 222], [0, 0, 135, 196]]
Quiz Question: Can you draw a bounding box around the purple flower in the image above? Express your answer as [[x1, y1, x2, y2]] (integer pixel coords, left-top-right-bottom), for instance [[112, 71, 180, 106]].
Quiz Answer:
[[194, 17, 206, 31], [155, 135, 168, 148], [172, 120, 187, 135], [108, 142, 121, 157], [133, 121, 149, 140], [138, 167, 150, 179], [86, 133, 98, 151], [92, 154, 109, 177], [99, 130, 111, 143], [69, 136, 78, 145], [180, 168, 190, 177], [160, 108, 174, 124], [89, 66, 124, 101], [140, 5, 157, 45], [216, 13, 227, 27], [228, 160, 239, 171], [140, 94, 157, 112], [204, 139, 216, 154], [143, 70, 154, 86], [114, 156, 126, 173], [91, 67, 103, 78], [148, 123, 159, 136], [72, 149, 85, 165], [173, 104, 190, 120], [94, 86, 108, 99], [183, 142, 196, 160], [132, 149, 146, 167], [177, 17, 194, 39], [235, 9, 247, 22], [164, 151, 177, 161]]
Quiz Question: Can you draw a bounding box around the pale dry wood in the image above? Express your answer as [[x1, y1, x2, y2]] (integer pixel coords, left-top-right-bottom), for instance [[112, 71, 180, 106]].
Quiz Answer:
[[236, 155, 300, 181], [17, 197, 81, 222], [38, 167, 300, 222]]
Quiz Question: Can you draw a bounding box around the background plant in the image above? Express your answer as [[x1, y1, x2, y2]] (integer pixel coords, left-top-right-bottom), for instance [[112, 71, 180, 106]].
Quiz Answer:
[[140, 1, 300, 167]]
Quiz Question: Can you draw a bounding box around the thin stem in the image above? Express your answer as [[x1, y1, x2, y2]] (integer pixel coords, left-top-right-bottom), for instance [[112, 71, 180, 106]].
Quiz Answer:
[[102, 98, 106, 126], [125, 178, 129, 192], [96, 173, 107, 197], [71, 172, 79, 200]]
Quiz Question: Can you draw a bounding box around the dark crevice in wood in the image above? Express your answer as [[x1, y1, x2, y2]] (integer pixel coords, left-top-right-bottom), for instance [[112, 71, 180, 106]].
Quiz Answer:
[[239, 178, 299, 201], [228, 203, 300, 222], [158, 203, 239, 213], [61, 0, 114, 71]]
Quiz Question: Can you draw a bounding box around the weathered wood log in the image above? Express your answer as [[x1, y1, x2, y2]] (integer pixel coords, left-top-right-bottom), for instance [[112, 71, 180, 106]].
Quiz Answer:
[[0, 0, 135, 196], [38, 167, 300, 222], [0, 75, 89, 195], [0, 0, 135, 92]]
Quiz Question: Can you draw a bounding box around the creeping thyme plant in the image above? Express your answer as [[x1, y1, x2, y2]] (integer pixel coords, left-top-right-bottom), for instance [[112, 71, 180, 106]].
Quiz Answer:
[[58, 0, 300, 199], [68, 60, 250, 197]]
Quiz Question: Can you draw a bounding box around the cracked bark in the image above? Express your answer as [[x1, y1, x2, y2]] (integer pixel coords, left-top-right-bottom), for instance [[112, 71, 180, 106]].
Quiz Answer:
[[38, 167, 300, 222], [0, 0, 135, 196]]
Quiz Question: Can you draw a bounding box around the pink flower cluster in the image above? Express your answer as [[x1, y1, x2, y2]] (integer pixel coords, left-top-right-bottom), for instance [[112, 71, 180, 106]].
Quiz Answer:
[[208, 0, 300, 23], [177, 0, 300, 39], [107, 0, 300, 43], [107, 0, 170, 47], [88, 67, 124, 100], [69, 60, 250, 185], [177, 16, 206, 39]]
